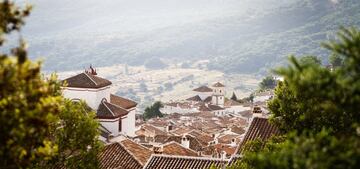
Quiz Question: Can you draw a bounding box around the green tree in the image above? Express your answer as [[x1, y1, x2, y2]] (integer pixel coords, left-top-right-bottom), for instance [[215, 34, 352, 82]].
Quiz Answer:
[[230, 28, 360, 169], [143, 101, 164, 120], [259, 76, 277, 90], [231, 130, 360, 169], [0, 1, 101, 168], [231, 92, 238, 101], [299, 55, 321, 65], [43, 100, 101, 169], [329, 54, 343, 68], [269, 27, 360, 135]]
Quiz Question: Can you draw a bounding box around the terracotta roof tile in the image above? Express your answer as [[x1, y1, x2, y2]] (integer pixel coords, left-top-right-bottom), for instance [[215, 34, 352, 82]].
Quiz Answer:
[[193, 86, 213, 92], [236, 117, 280, 154], [212, 82, 225, 87], [62, 72, 112, 89], [188, 131, 214, 145], [120, 139, 152, 166], [98, 142, 143, 169], [186, 95, 203, 102], [110, 94, 137, 109], [143, 155, 228, 169], [208, 104, 225, 111], [217, 134, 239, 144], [96, 100, 129, 119], [162, 142, 199, 157]]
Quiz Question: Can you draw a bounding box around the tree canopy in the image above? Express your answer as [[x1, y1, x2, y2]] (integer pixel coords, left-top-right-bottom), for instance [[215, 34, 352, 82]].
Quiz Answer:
[[143, 101, 164, 120], [0, 1, 101, 168], [230, 92, 238, 101], [259, 76, 277, 90], [231, 27, 360, 169]]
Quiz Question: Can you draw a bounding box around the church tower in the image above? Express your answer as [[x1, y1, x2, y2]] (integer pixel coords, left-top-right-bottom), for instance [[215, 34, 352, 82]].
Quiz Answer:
[[211, 82, 225, 106]]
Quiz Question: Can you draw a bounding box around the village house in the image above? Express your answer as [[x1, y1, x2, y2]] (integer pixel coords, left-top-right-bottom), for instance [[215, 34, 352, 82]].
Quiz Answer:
[[161, 82, 251, 116], [61, 67, 137, 140]]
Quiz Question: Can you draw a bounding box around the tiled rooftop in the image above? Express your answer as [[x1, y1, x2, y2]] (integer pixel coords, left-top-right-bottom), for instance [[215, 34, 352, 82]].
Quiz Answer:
[[236, 117, 280, 154], [143, 155, 228, 169]]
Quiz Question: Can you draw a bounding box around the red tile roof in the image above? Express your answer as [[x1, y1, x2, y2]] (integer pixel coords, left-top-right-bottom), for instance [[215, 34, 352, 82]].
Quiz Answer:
[[96, 99, 129, 119], [212, 82, 225, 87], [98, 142, 143, 169], [162, 141, 199, 157], [236, 117, 280, 154], [193, 86, 213, 92], [208, 104, 225, 111], [120, 139, 152, 166], [62, 72, 112, 89], [143, 155, 228, 169], [110, 94, 137, 109], [186, 95, 203, 102]]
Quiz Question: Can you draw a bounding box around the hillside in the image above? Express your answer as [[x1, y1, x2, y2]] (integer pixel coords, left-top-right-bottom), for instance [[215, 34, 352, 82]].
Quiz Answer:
[[13, 0, 360, 74]]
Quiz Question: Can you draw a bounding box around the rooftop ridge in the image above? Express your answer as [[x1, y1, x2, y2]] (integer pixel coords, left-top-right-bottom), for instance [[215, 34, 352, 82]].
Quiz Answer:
[[146, 153, 229, 163], [120, 139, 151, 166], [162, 141, 200, 156], [83, 72, 98, 86], [102, 99, 115, 117]]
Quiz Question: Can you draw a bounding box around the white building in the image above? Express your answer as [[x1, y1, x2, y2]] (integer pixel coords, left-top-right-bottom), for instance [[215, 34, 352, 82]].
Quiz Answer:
[[211, 82, 225, 107], [61, 71, 137, 138]]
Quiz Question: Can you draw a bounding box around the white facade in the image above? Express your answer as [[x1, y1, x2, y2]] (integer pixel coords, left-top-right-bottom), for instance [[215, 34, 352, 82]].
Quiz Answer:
[[225, 105, 251, 115], [160, 105, 197, 115], [62, 86, 111, 110], [253, 95, 272, 103], [121, 108, 136, 137], [211, 86, 225, 106], [99, 118, 120, 136]]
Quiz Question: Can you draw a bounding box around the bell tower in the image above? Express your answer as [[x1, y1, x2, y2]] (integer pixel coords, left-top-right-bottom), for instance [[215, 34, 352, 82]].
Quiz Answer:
[[211, 82, 225, 106]]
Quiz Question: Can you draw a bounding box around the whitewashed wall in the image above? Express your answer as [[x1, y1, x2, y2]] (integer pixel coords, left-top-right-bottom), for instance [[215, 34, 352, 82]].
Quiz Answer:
[[160, 106, 197, 114], [99, 118, 120, 136], [121, 108, 136, 137], [62, 86, 111, 110]]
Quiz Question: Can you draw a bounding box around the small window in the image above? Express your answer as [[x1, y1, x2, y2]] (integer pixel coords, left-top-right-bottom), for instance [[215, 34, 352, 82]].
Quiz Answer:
[[119, 120, 122, 132], [220, 90, 222, 93]]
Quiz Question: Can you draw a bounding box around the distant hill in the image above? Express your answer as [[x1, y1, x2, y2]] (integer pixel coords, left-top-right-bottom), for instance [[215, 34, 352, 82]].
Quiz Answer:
[[15, 0, 360, 74]]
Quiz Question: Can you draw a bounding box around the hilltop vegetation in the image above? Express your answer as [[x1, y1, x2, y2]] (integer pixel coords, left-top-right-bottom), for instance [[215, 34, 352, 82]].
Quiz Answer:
[[12, 0, 359, 74]]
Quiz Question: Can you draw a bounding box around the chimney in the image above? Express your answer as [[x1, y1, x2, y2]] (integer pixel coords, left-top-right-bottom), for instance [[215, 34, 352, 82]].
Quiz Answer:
[[181, 135, 190, 149], [106, 134, 114, 143], [153, 146, 163, 154], [252, 105, 263, 118], [221, 151, 227, 160], [230, 138, 236, 147]]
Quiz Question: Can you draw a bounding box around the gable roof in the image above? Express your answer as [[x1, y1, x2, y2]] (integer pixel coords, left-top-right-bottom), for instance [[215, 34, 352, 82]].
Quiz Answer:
[[236, 117, 280, 154], [110, 94, 137, 109], [224, 100, 241, 107], [208, 104, 225, 111], [203, 96, 212, 103], [98, 142, 143, 169], [193, 86, 213, 92], [97, 99, 129, 119], [212, 82, 225, 87], [143, 155, 228, 169], [186, 95, 203, 102], [162, 141, 199, 157], [120, 139, 152, 166], [62, 72, 112, 89]]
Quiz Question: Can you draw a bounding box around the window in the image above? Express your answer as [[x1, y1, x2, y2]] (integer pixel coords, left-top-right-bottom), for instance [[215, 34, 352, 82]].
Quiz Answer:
[[119, 120, 122, 132], [220, 90, 222, 93]]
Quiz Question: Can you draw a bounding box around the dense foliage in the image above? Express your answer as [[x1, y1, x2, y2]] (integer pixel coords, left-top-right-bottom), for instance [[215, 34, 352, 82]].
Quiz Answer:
[[143, 101, 164, 120], [230, 27, 360, 169], [0, 1, 101, 168], [230, 92, 238, 101], [259, 76, 277, 90]]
